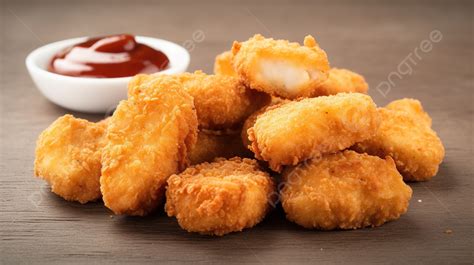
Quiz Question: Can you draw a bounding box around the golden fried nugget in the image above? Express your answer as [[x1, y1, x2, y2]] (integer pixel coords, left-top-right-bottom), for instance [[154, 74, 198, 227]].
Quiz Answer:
[[127, 73, 154, 94], [165, 157, 275, 236], [101, 76, 198, 216], [386, 98, 432, 126], [34, 115, 106, 203], [189, 129, 252, 165], [314, 68, 368, 96], [354, 101, 444, 181], [213, 50, 237, 76], [177, 71, 270, 129], [248, 93, 380, 172], [232, 34, 330, 99], [241, 97, 290, 150], [281, 150, 412, 230], [128, 71, 270, 130], [127, 73, 156, 99]]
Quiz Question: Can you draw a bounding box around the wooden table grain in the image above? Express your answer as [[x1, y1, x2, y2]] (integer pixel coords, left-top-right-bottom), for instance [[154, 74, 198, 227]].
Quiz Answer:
[[1, 0, 472, 264]]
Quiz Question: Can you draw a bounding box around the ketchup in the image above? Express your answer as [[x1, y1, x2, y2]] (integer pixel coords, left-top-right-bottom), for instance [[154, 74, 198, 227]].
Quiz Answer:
[[48, 34, 169, 78]]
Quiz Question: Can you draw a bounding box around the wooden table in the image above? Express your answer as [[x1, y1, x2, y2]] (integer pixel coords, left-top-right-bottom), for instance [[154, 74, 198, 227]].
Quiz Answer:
[[1, 0, 472, 264]]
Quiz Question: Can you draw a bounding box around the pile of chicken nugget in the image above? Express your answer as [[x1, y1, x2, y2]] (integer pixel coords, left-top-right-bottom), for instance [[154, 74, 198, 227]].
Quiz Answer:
[[34, 34, 445, 236]]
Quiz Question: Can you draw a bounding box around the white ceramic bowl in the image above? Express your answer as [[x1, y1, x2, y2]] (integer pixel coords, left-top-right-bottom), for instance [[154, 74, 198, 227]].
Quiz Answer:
[[26, 36, 190, 113]]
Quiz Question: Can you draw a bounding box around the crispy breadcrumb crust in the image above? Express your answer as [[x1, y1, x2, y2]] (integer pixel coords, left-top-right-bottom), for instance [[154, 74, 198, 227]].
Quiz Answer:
[[353, 105, 444, 181], [128, 71, 270, 130], [281, 150, 412, 230], [189, 129, 252, 165], [178, 71, 270, 129], [385, 98, 432, 126], [34, 115, 106, 204], [232, 34, 330, 99], [248, 93, 380, 172], [165, 157, 276, 236], [127, 73, 154, 95], [241, 97, 290, 151], [101, 76, 198, 216], [314, 68, 368, 96], [213, 50, 237, 76], [97, 117, 111, 127]]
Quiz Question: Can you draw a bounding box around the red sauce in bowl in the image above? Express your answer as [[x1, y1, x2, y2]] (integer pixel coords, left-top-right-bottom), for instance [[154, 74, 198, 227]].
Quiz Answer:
[[48, 34, 169, 78]]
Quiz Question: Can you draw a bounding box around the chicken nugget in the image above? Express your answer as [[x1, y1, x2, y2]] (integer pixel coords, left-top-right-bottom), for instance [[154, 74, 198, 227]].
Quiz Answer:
[[177, 71, 270, 129], [248, 93, 380, 172], [232, 34, 330, 99], [241, 97, 290, 150], [281, 150, 412, 230], [34, 115, 106, 203], [385, 98, 432, 126], [101, 76, 198, 216], [165, 157, 275, 236], [189, 129, 252, 165], [354, 100, 444, 181], [128, 71, 270, 130], [213, 50, 237, 76], [127, 73, 155, 94], [314, 68, 368, 96]]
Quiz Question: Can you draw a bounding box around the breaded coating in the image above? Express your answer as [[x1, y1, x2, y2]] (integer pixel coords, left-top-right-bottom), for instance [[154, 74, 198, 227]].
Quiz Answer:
[[177, 71, 270, 129], [248, 93, 380, 172], [213, 50, 237, 76], [165, 157, 276, 236], [101, 76, 198, 216], [189, 129, 252, 165], [97, 117, 110, 127], [232, 34, 330, 99], [314, 68, 368, 96], [386, 98, 432, 126], [281, 150, 412, 230], [353, 101, 444, 181], [241, 97, 290, 150], [127, 73, 154, 94], [128, 71, 270, 130], [126, 73, 157, 99], [34, 115, 106, 204]]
